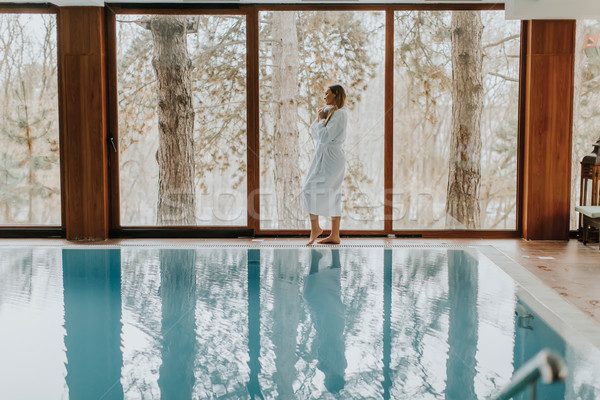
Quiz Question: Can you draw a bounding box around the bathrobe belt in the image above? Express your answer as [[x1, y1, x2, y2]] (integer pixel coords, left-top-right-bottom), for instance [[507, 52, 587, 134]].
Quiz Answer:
[[314, 142, 343, 171]]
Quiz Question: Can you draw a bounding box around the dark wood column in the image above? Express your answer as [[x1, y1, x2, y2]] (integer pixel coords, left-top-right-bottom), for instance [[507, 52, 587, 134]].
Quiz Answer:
[[58, 7, 109, 240], [522, 20, 575, 240]]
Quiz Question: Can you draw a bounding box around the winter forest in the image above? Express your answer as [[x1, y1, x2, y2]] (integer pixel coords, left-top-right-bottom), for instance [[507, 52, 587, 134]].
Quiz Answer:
[[0, 14, 60, 226], [1, 11, 599, 230]]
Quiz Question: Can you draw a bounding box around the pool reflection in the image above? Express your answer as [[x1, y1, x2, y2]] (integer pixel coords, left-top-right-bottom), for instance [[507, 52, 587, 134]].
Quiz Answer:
[[304, 249, 347, 393], [2, 247, 597, 399], [446, 249, 479, 399], [63, 249, 123, 400], [158, 249, 197, 399], [247, 249, 263, 399]]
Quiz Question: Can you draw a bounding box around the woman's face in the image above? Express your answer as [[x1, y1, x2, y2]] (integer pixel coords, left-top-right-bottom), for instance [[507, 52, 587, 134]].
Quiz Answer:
[[324, 88, 335, 106]]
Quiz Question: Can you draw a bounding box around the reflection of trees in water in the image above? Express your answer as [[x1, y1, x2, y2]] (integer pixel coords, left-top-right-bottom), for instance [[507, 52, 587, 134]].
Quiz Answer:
[[342, 249, 381, 336], [0, 249, 62, 308], [266, 248, 380, 399], [192, 249, 249, 398], [253, 249, 300, 398], [158, 249, 197, 399], [259, 249, 316, 398], [445, 249, 479, 399], [120, 249, 162, 399], [271, 248, 302, 398], [120, 248, 250, 398], [0, 250, 34, 306], [117, 247, 571, 399], [388, 250, 448, 398], [333, 249, 386, 397], [121, 249, 162, 331]]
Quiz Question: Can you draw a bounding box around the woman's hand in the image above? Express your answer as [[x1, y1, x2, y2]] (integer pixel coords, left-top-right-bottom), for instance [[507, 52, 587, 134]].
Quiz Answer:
[[317, 107, 327, 121]]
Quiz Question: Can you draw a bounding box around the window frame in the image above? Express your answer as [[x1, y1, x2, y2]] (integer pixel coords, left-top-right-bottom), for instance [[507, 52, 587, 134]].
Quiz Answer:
[[104, 3, 524, 238], [0, 5, 64, 236], [107, 5, 253, 237]]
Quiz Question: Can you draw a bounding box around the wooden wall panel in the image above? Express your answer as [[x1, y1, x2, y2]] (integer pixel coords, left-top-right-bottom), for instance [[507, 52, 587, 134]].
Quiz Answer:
[[247, 8, 260, 232], [522, 20, 575, 240], [59, 7, 109, 240], [529, 20, 575, 55]]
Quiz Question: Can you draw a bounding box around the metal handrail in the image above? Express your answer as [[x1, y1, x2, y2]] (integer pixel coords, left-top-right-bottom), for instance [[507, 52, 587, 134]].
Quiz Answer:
[[491, 349, 568, 400]]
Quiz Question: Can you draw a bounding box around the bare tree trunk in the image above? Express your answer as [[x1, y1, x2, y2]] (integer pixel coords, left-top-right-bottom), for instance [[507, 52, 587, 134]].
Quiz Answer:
[[271, 12, 303, 229], [1, 20, 18, 223], [445, 11, 483, 229], [19, 80, 35, 223], [149, 17, 196, 225]]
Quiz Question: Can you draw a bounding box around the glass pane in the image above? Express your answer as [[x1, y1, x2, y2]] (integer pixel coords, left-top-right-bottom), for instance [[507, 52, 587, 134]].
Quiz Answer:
[[0, 14, 61, 225], [571, 20, 600, 230], [393, 11, 520, 230], [259, 11, 385, 230], [117, 15, 247, 226]]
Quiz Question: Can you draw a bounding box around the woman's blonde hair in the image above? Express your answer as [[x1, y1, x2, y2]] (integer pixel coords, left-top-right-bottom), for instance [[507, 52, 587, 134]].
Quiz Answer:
[[324, 84, 346, 126]]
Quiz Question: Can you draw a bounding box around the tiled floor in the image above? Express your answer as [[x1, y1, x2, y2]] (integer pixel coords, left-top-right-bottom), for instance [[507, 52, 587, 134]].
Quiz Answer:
[[477, 238, 600, 323], [1, 237, 599, 325]]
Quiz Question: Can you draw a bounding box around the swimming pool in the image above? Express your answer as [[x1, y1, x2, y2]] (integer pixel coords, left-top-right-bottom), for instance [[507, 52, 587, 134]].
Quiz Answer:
[[0, 245, 598, 399]]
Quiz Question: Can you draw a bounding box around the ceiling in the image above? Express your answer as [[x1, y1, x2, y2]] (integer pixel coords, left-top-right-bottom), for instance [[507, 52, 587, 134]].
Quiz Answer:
[[8, 0, 504, 5], [6, 0, 600, 19]]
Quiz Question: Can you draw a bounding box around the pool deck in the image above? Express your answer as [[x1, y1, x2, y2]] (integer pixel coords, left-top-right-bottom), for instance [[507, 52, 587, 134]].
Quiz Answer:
[[1, 237, 598, 326]]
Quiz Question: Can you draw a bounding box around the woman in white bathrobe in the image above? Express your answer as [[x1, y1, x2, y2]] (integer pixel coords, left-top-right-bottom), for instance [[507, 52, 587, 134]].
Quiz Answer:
[[303, 85, 347, 245]]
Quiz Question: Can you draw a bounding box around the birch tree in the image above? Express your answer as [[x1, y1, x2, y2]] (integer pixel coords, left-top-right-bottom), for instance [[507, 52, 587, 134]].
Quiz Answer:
[[260, 11, 377, 228], [271, 12, 303, 228]]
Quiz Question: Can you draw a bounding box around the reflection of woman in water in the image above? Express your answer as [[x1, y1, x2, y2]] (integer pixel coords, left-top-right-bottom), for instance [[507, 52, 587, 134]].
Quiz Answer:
[[303, 85, 348, 245], [303, 249, 347, 393]]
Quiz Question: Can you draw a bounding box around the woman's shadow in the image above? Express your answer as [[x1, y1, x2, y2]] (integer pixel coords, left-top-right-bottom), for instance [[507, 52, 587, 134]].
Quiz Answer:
[[303, 249, 347, 394]]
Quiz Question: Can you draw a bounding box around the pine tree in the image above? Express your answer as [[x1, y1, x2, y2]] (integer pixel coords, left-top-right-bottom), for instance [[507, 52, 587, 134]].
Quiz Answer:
[[445, 11, 483, 229]]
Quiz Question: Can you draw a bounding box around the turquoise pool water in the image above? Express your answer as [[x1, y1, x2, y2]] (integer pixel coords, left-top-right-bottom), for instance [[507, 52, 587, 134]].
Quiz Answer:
[[0, 246, 598, 399]]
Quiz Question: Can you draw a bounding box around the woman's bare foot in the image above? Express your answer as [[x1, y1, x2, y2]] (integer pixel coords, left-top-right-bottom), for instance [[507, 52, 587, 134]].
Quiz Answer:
[[306, 228, 324, 245], [317, 235, 340, 245]]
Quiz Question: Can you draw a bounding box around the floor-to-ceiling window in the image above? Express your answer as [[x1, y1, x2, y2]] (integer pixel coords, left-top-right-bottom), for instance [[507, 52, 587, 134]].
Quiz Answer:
[[392, 10, 521, 231], [0, 11, 61, 226], [115, 12, 247, 227], [258, 10, 385, 231], [109, 6, 521, 236], [571, 19, 600, 230]]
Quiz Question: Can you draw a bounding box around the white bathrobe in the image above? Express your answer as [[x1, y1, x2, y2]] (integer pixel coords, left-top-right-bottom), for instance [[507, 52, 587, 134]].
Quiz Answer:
[[302, 107, 347, 217]]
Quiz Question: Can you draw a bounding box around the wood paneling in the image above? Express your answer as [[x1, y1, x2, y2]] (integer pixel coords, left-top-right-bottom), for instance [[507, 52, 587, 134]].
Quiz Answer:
[[516, 21, 528, 237], [522, 20, 575, 240], [529, 20, 575, 55], [106, 7, 119, 230], [59, 7, 109, 240], [0, 5, 57, 14]]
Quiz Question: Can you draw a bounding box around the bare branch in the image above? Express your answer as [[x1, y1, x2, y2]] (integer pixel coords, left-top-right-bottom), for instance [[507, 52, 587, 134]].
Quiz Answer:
[[483, 34, 519, 49], [488, 72, 518, 83]]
